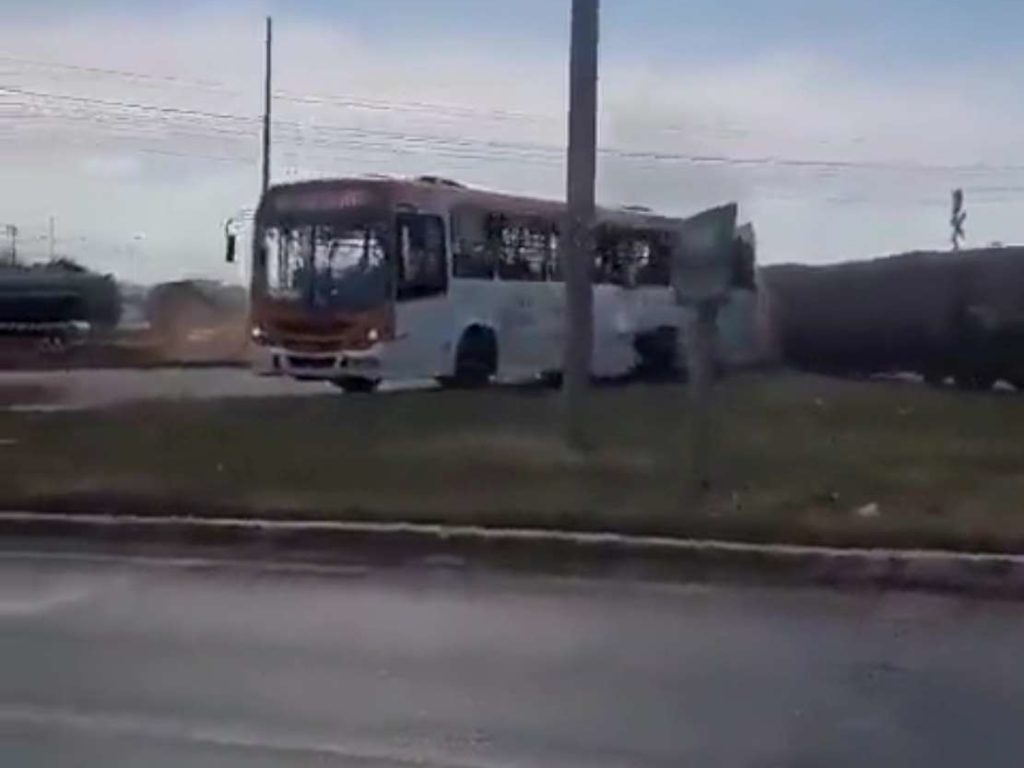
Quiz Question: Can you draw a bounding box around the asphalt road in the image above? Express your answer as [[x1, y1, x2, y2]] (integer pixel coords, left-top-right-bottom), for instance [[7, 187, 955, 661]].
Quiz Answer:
[[2, 550, 1024, 767]]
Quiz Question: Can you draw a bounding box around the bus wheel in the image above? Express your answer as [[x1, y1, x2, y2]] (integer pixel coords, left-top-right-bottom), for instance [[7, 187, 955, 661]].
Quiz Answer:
[[633, 326, 678, 380], [442, 327, 497, 389], [331, 376, 379, 394]]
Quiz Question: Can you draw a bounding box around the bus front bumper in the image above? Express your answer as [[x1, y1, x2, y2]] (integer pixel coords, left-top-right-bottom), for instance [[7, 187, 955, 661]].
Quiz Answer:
[[255, 345, 383, 380]]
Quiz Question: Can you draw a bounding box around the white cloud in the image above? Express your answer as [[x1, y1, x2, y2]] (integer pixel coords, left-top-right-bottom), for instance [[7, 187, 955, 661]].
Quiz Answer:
[[1, 11, 1022, 282]]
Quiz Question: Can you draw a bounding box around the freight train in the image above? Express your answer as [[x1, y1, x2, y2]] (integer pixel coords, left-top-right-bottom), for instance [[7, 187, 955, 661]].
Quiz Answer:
[[762, 247, 1024, 390], [0, 258, 121, 342]]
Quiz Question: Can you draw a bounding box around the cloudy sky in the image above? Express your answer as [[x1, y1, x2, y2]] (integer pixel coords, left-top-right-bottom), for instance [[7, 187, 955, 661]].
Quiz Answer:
[[2, 0, 1023, 283]]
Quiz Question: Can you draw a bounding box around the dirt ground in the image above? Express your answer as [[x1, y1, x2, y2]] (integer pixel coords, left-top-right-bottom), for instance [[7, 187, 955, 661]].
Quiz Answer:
[[0, 367, 330, 410]]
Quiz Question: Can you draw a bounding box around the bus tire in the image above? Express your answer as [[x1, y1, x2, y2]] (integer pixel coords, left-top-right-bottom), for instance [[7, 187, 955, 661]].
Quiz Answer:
[[633, 326, 679, 380], [442, 327, 497, 389], [331, 376, 379, 394]]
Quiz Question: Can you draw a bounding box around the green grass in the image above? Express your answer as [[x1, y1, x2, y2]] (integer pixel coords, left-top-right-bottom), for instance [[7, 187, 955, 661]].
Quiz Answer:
[[2, 373, 1023, 551]]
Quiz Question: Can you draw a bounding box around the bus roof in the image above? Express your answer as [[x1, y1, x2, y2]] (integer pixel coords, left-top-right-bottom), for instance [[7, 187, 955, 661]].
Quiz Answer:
[[260, 175, 690, 232]]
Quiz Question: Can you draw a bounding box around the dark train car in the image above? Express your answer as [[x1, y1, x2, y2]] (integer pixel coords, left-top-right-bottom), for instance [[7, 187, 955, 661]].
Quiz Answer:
[[762, 247, 1024, 390], [0, 259, 121, 339]]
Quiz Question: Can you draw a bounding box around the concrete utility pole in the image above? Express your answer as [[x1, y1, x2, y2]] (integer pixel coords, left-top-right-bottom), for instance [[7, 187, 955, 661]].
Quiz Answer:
[[261, 16, 273, 195], [561, 0, 599, 449]]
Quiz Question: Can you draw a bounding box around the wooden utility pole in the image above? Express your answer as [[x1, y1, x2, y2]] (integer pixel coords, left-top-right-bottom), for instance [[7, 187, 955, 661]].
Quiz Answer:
[[261, 16, 273, 195], [561, 0, 599, 449]]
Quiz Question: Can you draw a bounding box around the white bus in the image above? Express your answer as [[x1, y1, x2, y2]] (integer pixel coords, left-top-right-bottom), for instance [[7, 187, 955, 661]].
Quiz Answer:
[[239, 175, 764, 392]]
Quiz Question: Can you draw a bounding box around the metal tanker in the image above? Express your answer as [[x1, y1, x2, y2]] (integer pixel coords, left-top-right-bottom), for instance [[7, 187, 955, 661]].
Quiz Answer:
[[0, 258, 122, 340]]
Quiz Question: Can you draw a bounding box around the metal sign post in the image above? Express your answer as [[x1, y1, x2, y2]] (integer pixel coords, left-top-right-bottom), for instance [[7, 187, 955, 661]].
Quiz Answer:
[[671, 203, 738, 496]]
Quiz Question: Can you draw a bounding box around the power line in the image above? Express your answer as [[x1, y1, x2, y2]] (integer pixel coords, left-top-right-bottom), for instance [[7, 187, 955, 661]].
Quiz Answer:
[[273, 89, 544, 124], [10, 113, 1024, 201], [10, 50, 1019, 158], [4, 131, 1020, 209], [0, 57, 873, 156], [1, 87, 558, 157], [7, 84, 1024, 177], [0, 52, 545, 124], [7, 118, 1024, 207], [6, 87, 1024, 211], [0, 85, 255, 124], [8, 51, 1024, 189], [0, 53, 223, 89], [0, 105, 560, 166]]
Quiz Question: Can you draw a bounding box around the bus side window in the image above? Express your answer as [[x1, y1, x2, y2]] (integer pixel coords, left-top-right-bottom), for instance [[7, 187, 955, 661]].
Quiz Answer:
[[495, 219, 552, 282], [548, 229, 562, 281], [452, 213, 495, 279], [594, 228, 618, 285], [594, 227, 670, 287], [636, 233, 671, 286], [397, 214, 448, 301]]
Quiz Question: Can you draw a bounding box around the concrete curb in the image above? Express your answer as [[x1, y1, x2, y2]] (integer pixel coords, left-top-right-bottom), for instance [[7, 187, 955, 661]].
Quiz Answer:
[[2, 511, 1024, 597]]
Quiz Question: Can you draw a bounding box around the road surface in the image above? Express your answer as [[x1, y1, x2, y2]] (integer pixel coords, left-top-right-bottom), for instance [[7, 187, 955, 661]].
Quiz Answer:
[[2, 548, 1024, 767]]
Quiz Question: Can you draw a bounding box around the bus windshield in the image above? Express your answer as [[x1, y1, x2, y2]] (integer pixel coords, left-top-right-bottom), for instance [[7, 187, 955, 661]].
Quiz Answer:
[[261, 223, 390, 312]]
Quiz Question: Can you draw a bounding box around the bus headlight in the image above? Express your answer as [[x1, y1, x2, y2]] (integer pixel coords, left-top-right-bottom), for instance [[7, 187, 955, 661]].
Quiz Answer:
[[251, 326, 267, 343], [367, 328, 379, 343]]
